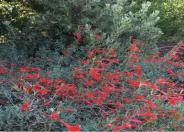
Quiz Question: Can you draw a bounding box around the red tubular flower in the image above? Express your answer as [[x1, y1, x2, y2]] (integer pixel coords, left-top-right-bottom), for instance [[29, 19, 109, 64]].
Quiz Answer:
[[39, 78, 52, 86], [21, 102, 30, 111], [135, 95, 145, 100], [0, 67, 8, 75], [123, 71, 134, 78], [105, 123, 113, 128], [89, 68, 100, 82], [84, 79, 94, 87], [102, 59, 120, 64], [132, 65, 142, 76], [168, 95, 183, 106], [73, 73, 84, 79], [166, 69, 176, 77], [87, 50, 95, 59], [17, 81, 24, 89], [113, 123, 132, 131], [84, 92, 94, 99], [128, 80, 140, 88], [105, 72, 120, 83], [49, 112, 59, 121], [59, 119, 81, 132], [57, 83, 78, 97], [156, 78, 170, 85], [122, 97, 132, 103], [168, 98, 177, 105], [32, 83, 41, 91], [54, 78, 63, 84], [20, 67, 41, 72], [38, 88, 49, 96], [93, 99, 104, 106], [24, 73, 40, 80], [24, 87, 32, 94], [141, 81, 158, 90], [128, 42, 141, 53], [128, 53, 140, 63], [80, 60, 89, 65], [143, 99, 157, 109], [131, 119, 143, 124], [139, 111, 157, 121], [42, 101, 51, 107], [73, 32, 82, 44], [66, 123, 81, 132], [95, 33, 102, 40]]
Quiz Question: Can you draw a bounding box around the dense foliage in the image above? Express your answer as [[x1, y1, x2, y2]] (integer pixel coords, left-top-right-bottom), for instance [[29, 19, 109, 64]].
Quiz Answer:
[[0, 0, 184, 131], [1, 0, 161, 59], [0, 40, 184, 131], [134, 0, 184, 41]]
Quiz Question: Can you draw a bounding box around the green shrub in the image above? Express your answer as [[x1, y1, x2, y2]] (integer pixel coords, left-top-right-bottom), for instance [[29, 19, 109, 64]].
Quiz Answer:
[[1, 0, 161, 61], [156, 0, 184, 40]]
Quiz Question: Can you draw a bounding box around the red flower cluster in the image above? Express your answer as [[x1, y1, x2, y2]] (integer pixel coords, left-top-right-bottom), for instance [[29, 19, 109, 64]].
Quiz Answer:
[[0, 67, 8, 75], [21, 102, 30, 111], [4, 39, 183, 131]]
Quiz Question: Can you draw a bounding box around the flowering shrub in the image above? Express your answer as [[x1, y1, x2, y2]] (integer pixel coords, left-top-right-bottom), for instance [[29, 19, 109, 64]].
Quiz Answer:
[[0, 40, 183, 131]]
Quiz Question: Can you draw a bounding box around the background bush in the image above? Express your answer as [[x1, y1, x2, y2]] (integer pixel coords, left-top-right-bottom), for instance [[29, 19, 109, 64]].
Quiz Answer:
[[1, 0, 161, 62], [134, 0, 184, 41]]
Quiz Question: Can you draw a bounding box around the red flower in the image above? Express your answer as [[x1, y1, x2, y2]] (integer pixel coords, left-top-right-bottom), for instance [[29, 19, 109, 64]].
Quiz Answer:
[[24, 73, 40, 80], [49, 112, 58, 120], [128, 53, 140, 63], [113, 123, 132, 131], [166, 69, 176, 76], [168, 95, 183, 106], [42, 101, 51, 106], [105, 123, 113, 128], [124, 71, 134, 78], [108, 72, 121, 82], [128, 80, 140, 88], [89, 68, 100, 82], [20, 67, 41, 72], [141, 81, 158, 90], [59, 119, 81, 132], [56, 83, 77, 97], [128, 42, 141, 53], [87, 50, 95, 59], [39, 78, 52, 86], [73, 73, 84, 79], [24, 87, 32, 94], [168, 98, 177, 105], [140, 111, 157, 121], [132, 65, 142, 76], [135, 95, 145, 100], [156, 78, 170, 85], [122, 97, 132, 103], [84, 92, 94, 99], [38, 88, 49, 96], [0, 67, 8, 75], [54, 78, 63, 84], [32, 83, 41, 91], [17, 81, 24, 89], [73, 32, 82, 44], [95, 33, 102, 40], [93, 99, 104, 106], [21, 102, 30, 111], [143, 99, 157, 109], [84, 79, 94, 87], [131, 119, 143, 124], [80, 60, 89, 65], [115, 102, 123, 107]]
